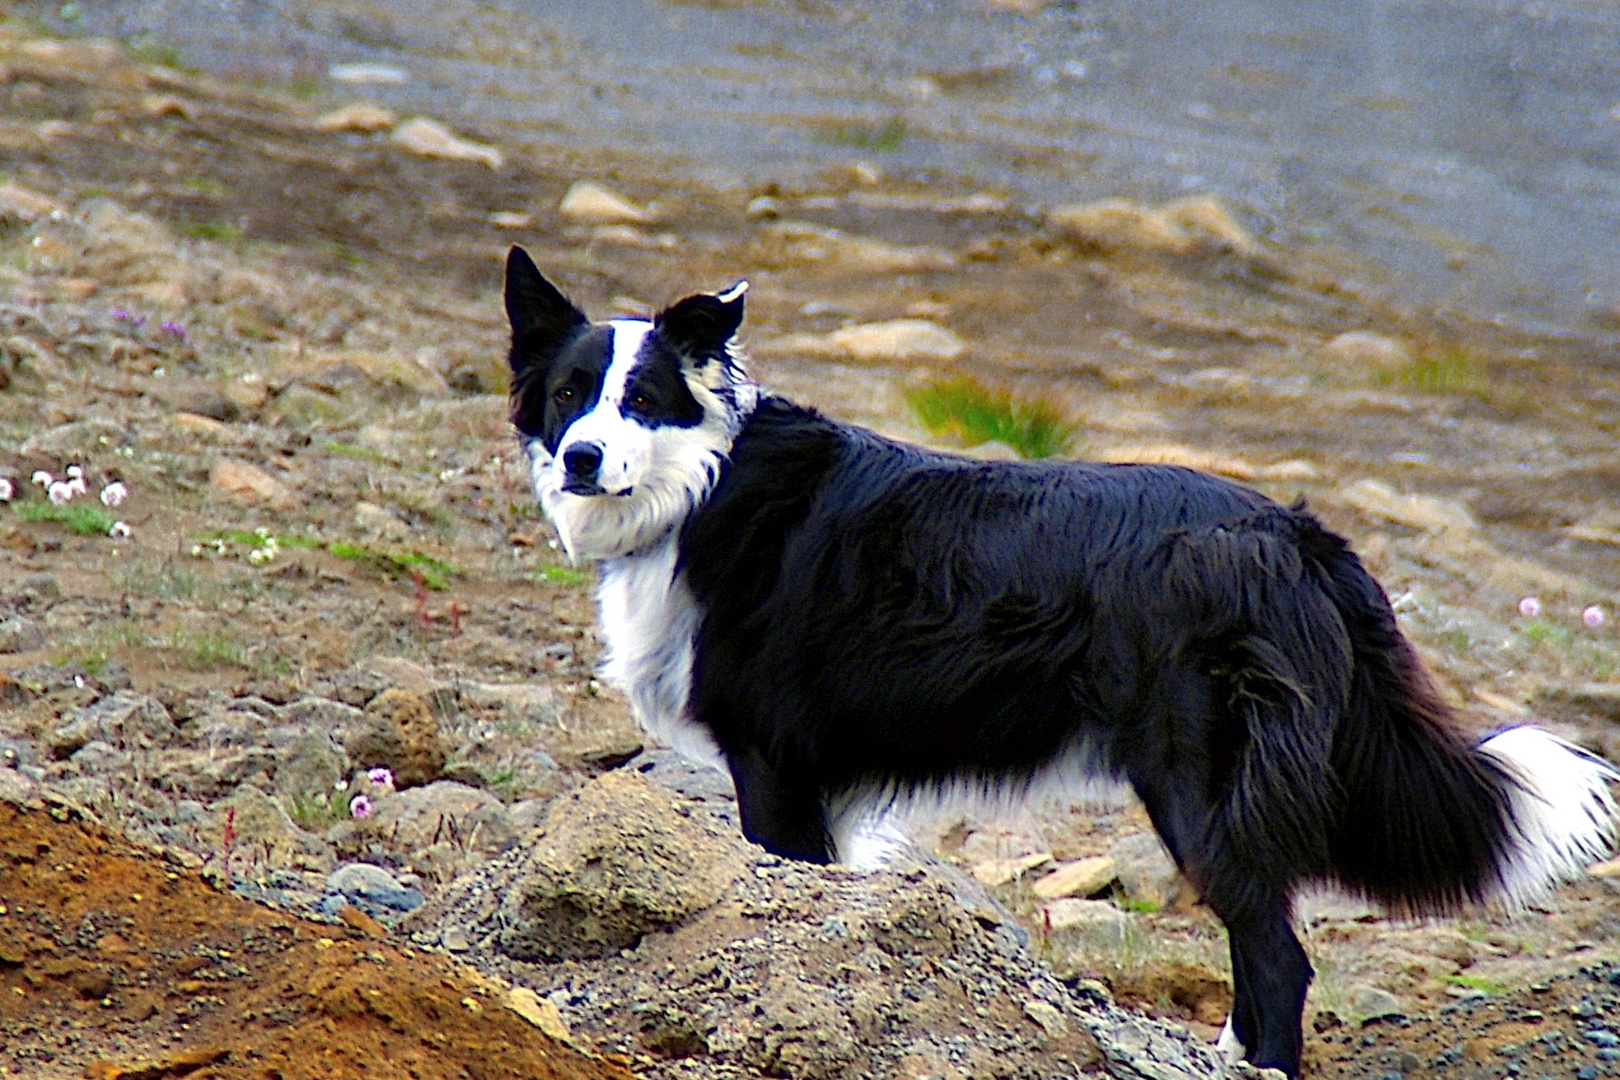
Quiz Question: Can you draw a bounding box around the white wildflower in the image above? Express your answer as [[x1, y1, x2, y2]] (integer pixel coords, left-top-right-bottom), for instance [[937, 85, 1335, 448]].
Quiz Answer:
[[108, 521, 132, 539], [99, 481, 129, 507], [30, 470, 51, 487], [47, 480, 75, 505], [0, 477, 12, 502]]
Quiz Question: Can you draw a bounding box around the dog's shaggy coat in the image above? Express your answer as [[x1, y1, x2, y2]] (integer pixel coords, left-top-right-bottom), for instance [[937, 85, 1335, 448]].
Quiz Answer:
[[503, 247, 1618, 1077]]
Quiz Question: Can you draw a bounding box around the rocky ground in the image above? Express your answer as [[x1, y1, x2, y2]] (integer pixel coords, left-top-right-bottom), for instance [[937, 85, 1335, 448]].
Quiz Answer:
[[1, 22, 1620, 1080]]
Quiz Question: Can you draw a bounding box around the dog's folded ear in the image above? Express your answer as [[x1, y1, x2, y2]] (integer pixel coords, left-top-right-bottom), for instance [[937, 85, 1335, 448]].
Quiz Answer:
[[505, 246, 587, 352], [655, 281, 747, 359]]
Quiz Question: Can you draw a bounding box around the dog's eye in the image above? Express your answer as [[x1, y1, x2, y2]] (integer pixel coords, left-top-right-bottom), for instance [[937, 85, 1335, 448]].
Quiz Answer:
[[628, 392, 653, 411], [553, 386, 576, 404]]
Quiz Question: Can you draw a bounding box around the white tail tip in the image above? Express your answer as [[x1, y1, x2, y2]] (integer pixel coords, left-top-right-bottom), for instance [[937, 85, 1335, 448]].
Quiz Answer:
[[1479, 727, 1620, 904]]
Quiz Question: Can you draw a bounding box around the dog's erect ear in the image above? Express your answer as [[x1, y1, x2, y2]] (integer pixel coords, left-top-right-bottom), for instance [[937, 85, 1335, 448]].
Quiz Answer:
[[654, 280, 747, 360], [504, 246, 587, 353]]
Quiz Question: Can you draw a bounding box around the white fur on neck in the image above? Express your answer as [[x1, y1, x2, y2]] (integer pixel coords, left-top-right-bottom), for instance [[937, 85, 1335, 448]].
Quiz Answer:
[[595, 535, 724, 770]]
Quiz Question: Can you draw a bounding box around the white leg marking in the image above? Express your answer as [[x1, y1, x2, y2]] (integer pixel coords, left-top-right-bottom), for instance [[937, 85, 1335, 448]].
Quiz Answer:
[[1216, 1015, 1247, 1063]]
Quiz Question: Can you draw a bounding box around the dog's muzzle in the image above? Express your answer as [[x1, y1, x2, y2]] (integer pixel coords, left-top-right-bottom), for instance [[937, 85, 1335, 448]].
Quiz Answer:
[[560, 442, 607, 495]]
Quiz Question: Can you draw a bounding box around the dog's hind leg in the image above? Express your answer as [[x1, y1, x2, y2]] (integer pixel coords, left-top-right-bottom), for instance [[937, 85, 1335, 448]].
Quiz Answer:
[[727, 743, 834, 863], [1212, 885, 1311, 1076], [1120, 662, 1314, 1078], [1131, 767, 1311, 1075]]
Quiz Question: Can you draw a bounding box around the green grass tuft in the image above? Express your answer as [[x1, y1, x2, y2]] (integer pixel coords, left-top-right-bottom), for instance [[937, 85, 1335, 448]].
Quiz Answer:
[[1375, 346, 1486, 396], [1116, 897, 1162, 915], [534, 564, 592, 588], [171, 630, 245, 670], [907, 376, 1078, 459], [1442, 973, 1509, 995], [321, 440, 392, 464], [124, 34, 192, 70], [814, 116, 908, 151], [1519, 618, 1576, 649], [14, 501, 117, 536], [324, 539, 454, 590], [178, 220, 243, 243], [386, 551, 453, 591], [286, 791, 348, 831]]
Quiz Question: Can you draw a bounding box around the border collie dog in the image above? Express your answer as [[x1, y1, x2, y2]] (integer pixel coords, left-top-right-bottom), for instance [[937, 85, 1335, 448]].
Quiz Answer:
[[503, 246, 1618, 1077]]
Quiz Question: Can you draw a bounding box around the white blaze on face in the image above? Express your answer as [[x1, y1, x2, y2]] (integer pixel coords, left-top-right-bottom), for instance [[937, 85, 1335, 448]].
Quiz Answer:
[[553, 320, 655, 496]]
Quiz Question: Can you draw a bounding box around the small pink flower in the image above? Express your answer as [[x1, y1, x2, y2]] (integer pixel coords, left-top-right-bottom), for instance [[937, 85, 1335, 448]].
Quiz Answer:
[[47, 480, 75, 505], [100, 481, 129, 507], [1518, 596, 1542, 618], [366, 767, 395, 789], [349, 794, 374, 819], [1584, 605, 1607, 629], [161, 319, 187, 341], [0, 478, 12, 502], [30, 470, 50, 487], [108, 521, 132, 539]]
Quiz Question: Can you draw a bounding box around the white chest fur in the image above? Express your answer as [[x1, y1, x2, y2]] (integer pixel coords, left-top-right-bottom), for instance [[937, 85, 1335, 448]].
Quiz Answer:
[[594, 539, 724, 768]]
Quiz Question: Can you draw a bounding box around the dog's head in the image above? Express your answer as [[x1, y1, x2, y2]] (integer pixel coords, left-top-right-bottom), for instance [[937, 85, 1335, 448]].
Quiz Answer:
[[504, 246, 758, 560]]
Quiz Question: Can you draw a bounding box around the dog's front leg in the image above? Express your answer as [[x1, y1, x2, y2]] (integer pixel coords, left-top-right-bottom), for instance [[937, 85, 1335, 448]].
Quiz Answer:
[[726, 743, 834, 863]]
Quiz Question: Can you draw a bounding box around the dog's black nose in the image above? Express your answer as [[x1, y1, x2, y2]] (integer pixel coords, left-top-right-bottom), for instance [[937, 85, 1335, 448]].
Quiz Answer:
[[562, 442, 604, 483]]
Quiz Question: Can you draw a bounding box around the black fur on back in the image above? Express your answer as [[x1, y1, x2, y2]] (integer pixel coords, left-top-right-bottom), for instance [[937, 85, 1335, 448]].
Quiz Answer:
[[679, 395, 1519, 914]]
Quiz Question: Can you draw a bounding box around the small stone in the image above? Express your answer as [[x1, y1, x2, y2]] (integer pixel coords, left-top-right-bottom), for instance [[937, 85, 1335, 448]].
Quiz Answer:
[[328, 62, 408, 84], [390, 117, 504, 169], [0, 182, 63, 223], [312, 102, 396, 133], [1047, 198, 1194, 256], [745, 195, 782, 220], [558, 181, 656, 225], [343, 688, 447, 789], [506, 986, 571, 1041], [1320, 331, 1414, 372], [171, 412, 232, 440], [1098, 443, 1256, 480], [970, 851, 1053, 887], [1350, 985, 1405, 1024], [1022, 999, 1069, 1038], [1340, 479, 1477, 533], [1260, 459, 1322, 482], [326, 862, 423, 911], [828, 319, 966, 363], [1040, 898, 1121, 932], [210, 460, 295, 509], [489, 211, 532, 229], [1031, 855, 1116, 900], [1109, 831, 1185, 909], [758, 221, 956, 273]]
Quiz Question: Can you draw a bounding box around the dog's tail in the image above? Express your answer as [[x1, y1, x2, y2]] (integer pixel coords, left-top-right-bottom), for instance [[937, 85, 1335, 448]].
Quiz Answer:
[[1312, 528, 1619, 914]]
